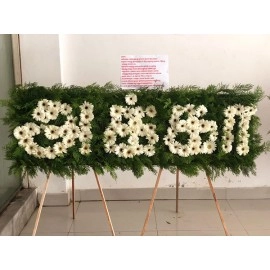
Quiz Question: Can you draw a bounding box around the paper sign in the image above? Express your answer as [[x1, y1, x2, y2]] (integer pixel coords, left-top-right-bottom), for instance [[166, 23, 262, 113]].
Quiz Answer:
[[121, 55, 169, 89]]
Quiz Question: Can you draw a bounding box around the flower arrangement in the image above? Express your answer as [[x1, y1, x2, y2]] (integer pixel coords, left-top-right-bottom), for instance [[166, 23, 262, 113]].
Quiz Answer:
[[0, 83, 267, 180]]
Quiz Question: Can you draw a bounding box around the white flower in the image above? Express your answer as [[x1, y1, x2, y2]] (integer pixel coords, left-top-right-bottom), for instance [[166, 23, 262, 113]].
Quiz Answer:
[[58, 125, 70, 137], [110, 105, 123, 119], [79, 143, 91, 155], [24, 142, 39, 155], [224, 118, 236, 130], [103, 131, 117, 144], [235, 104, 245, 115], [110, 119, 122, 129], [209, 131, 218, 141], [175, 120, 187, 132], [123, 107, 135, 119], [177, 145, 190, 157], [222, 133, 234, 142], [222, 142, 232, 153], [63, 137, 75, 148], [104, 142, 116, 153], [145, 124, 156, 133], [53, 142, 68, 155], [167, 127, 176, 136], [144, 144, 155, 157], [116, 124, 130, 137], [69, 124, 81, 139], [188, 135, 202, 145], [79, 130, 93, 142], [189, 143, 201, 155], [80, 112, 94, 123], [24, 122, 40, 136], [123, 146, 136, 158], [37, 99, 50, 109], [80, 101, 94, 113], [128, 134, 140, 145], [185, 104, 196, 115], [186, 126, 200, 137], [199, 120, 211, 133], [44, 147, 57, 159], [169, 144, 178, 154], [244, 106, 257, 116], [79, 121, 92, 130], [224, 106, 236, 118], [44, 125, 60, 140], [32, 107, 47, 122], [239, 120, 250, 130], [169, 116, 179, 127], [186, 117, 200, 129], [128, 117, 143, 132], [145, 105, 157, 118], [163, 134, 175, 146], [51, 101, 62, 111], [125, 93, 137, 105], [201, 141, 216, 154], [45, 107, 59, 121], [146, 133, 159, 144], [133, 106, 145, 118], [14, 126, 28, 140], [236, 144, 249, 156], [172, 105, 185, 116], [66, 115, 78, 125], [195, 105, 208, 117], [134, 144, 144, 155], [32, 146, 46, 159], [138, 126, 147, 137], [18, 137, 34, 148], [60, 103, 72, 115], [115, 143, 127, 157]]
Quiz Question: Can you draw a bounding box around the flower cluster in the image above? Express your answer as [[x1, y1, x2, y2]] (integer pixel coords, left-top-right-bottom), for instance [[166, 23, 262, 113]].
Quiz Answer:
[[13, 99, 94, 158], [222, 104, 257, 156], [163, 104, 218, 157], [104, 94, 159, 158]]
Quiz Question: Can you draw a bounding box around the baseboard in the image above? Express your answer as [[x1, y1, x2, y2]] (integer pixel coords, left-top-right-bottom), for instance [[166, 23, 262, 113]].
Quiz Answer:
[[74, 186, 270, 201], [0, 188, 37, 236]]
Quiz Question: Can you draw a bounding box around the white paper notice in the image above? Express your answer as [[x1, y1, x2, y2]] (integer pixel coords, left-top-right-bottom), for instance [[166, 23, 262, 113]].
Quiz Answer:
[[121, 55, 169, 89]]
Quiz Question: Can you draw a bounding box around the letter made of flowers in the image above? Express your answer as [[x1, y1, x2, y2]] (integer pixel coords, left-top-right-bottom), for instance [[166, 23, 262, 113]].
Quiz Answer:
[[13, 99, 94, 159], [163, 104, 218, 156], [104, 93, 159, 158], [222, 104, 257, 156]]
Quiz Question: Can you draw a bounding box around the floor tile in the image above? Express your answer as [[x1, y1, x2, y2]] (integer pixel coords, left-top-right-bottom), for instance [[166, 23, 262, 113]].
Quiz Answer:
[[157, 230, 248, 236], [154, 200, 244, 231], [19, 203, 79, 235], [116, 231, 157, 236], [246, 230, 270, 236], [68, 232, 113, 236]]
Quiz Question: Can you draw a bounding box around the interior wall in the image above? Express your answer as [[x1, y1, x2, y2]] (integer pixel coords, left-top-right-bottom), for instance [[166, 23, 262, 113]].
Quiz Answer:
[[20, 34, 270, 190]]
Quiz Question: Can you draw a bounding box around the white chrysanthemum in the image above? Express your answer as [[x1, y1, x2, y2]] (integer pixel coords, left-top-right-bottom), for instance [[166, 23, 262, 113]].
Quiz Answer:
[[239, 130, 250, 138], [110, 119, 122, 129], [175, 120, 187, 132], [146, 133, 159, 144], [209, 131, 218, 142], [177, 145, 190, 157], [236, 144, 249, 156], [167, 127, 176, 137], [235, 104, 245, 115], [128, 134, 140, 145], [51, 101, 62, 111], [169, 116, 179, 127], [186, 116, 200, 128], [172, 105, 185, 116], [45, 107, 59, 121], [58, 125, 71, 138], [123, 107, 135, 119], [24, 142, 39, 155], [133, 106, 145, 118], [69, 124, 81, 139], [79, 130, 93, 142], [80, 101, 94, 113], [104, 142, 116, 153], [222, 142, 233, 153], [44, 147, 57, 159], [239, 120, 250, 130], [79, 121, 92, 130], [201, 141, 216, 154], [24, 122, 40, 136], [209, 121, 218, 131], [189, 143, 201, 155], [222, 133, 234, 142], [32, 107, 47, 122], [53, 142, 68, 155], [138, 126, 147, 137], [125, 93, 137, 105], [169, 144, 178, 154], [14, 126, 28, 140], [18, 137, 34, 148], [145, 124, 156, 133], [199, 120, 211, 133], [224, 118, 236, 129], [195, 105, 208, 117], [80, 112, 94, 123], [116, 124, 130, 137], [60, 103, 72, 115], [185, 104, 196, 115], [128, 117, 143, 132], [188, 135, 202, 145], [63, 137, 75, 148], [123, 146, 136, 158], [65, 115, 78, 126], [79, 143, 91, 155], [115, 143, 127, 157], [163, 134, 175, 146], [44, 125, 60, 140], [110, 105, 123, 119], [103, 132, 117, 144], [145, 105, 157, 118], [32, 146, 46, 159], [224, 106, 237, 118], [134, 144, 144, 155], [239, 137, 249, 145], [186, 126, 200, 137], [144, 144, 155, 157], [37, 99, 50, 110], [244, 106, 257, 116]]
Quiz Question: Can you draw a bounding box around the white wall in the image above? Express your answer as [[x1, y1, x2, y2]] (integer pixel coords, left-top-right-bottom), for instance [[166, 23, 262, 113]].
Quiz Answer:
[[20, 34, 270, 192]]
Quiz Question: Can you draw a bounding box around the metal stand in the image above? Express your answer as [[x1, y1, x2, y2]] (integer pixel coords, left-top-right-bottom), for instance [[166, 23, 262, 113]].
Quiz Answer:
[[94, 171, 115, 236], [140, 168, 163, 236], [176, 169, 180, 213], [32, 173, 51, 236], [206, 174, 230, 236], [72, 170, 75, 219]]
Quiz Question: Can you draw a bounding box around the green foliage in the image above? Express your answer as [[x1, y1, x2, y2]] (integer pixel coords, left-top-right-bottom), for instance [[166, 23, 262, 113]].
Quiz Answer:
[[0, 82, 267, 179]]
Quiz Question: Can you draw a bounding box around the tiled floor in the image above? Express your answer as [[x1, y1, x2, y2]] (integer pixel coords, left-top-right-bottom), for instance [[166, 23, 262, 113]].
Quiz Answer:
[[19, 199, 270, 236]]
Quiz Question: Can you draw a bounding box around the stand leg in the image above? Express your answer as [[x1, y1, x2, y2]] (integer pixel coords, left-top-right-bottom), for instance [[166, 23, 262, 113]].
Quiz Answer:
[[141, 168, 163, 236], [206, 174, 230, 236], [94, 171, 115, 236], [176, 169, 180, 213], [72, 170, 75, 219], [32, 173, 51, 236]]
